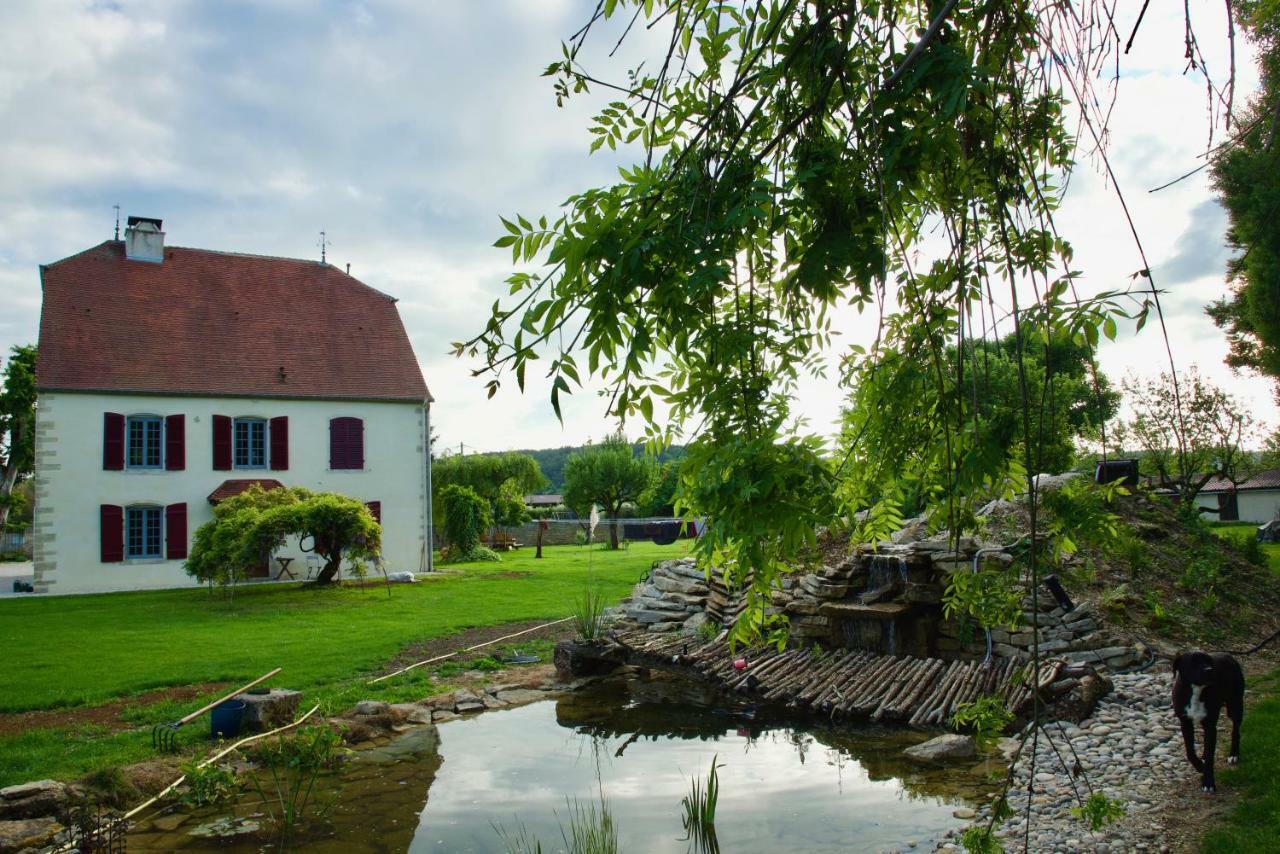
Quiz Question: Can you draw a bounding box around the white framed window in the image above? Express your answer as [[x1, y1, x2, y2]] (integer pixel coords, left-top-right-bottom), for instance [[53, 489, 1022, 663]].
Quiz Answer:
[[126, 415, 163, 469], [233, 417, 267, 469], [126, 505, 163, 559]]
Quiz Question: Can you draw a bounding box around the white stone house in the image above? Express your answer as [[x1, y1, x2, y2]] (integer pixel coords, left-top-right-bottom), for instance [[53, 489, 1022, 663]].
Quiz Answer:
[[1193, 468, 1280, 523], [32, 216, 433, 594]]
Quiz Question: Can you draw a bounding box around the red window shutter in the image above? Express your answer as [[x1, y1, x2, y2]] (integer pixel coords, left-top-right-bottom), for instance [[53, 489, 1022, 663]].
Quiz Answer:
[[329, 417, 364, 470], [212, 415, 232, 470], [165, 414, 185, 470], [100, 505, 124, 562], [270, 416, 289, 470], [165, 503, 188, 560], [366, 501, 381, 524], [103, 413, 125, 470]]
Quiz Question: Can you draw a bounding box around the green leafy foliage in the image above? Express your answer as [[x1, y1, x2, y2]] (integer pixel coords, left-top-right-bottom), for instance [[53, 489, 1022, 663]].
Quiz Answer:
[[434, 453, 547, 528], [454, 0, 1218, 654], [1041, 478, 1127, 564], [0, 344, 36, 532], [1069, 792, 1126, 831], [185, 486, 381, 588], [177, 761, 238, 808], [1207, 0, 1280, 394], [440, 484, 493, 562], [942, 564, 1023, 632], [563, 432, 655, 549], [951, 695, 1014, 750], [960, 824, 1004, 854]]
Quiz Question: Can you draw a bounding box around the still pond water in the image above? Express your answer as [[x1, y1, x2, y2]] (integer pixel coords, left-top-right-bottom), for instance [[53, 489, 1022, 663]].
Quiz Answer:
[[130, 675, 996, 853]]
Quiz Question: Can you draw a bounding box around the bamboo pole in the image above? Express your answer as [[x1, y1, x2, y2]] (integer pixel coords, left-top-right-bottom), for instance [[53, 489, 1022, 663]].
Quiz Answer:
[[54, 704, 322, 854], [368, 617, 572, 684]]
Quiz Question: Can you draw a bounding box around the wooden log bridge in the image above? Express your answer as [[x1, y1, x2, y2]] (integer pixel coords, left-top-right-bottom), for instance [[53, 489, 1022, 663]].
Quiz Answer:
[[609, 630, 1072, 727]]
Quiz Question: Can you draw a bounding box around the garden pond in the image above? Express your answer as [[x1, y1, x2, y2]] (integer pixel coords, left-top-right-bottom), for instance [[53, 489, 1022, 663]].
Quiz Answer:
[[128, 674, 1001, 852]]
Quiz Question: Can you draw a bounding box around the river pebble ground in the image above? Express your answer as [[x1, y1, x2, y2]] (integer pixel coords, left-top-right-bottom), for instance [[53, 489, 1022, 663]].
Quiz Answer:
[[938, 670, 1195, 853]]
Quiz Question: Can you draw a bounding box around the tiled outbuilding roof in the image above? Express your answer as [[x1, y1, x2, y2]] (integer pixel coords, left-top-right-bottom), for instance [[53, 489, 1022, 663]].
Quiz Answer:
[[37, 241, 430, 402], [1198, 468, 1280, 492], [207, 478, 286, 505]]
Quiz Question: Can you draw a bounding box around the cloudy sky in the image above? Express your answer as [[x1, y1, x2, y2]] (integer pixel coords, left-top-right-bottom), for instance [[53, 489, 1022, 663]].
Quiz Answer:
[[1, 1, 1273, 453]]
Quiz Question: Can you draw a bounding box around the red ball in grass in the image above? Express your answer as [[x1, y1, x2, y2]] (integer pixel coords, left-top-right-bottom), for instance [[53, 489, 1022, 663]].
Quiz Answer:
[[733, 658, 747, 671]]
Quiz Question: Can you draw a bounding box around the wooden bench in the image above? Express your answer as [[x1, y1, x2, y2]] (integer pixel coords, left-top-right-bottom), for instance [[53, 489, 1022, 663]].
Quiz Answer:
[[487, 533, 523, 551]]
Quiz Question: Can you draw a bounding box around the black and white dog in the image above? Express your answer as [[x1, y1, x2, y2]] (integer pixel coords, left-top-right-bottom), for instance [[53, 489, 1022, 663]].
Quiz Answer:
[[1172, 651, 1245, 793]]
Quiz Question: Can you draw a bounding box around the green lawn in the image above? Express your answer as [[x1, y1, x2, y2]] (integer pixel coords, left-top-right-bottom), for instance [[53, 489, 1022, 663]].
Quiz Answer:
[[1201, 669, 1280, 853], [0, 542, 685, 786]]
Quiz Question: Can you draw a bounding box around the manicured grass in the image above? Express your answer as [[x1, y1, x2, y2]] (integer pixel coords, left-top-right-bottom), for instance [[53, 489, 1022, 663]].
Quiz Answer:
[[1208, 522, 1280, 573], [0, 542, 685, 785], [1201, 669, 1280, 853]]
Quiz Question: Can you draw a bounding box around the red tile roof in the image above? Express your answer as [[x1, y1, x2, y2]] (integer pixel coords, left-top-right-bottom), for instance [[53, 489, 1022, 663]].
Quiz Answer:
[[207, 478, 286, 505], [1198, 468, 1280, 492], [38, 241, 430, 402]]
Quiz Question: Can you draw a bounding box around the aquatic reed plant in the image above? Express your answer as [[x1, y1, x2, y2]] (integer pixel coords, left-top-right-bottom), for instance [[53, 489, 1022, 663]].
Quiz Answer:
[[248, 726, 342, 844], [572, 583, 608, 643], [560, 795, 618, 854], [680, 755, 721, 852], [493, 793, 618, 854]]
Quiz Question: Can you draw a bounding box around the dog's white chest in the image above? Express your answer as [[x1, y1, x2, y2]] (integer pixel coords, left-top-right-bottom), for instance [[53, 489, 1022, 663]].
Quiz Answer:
[[1185, 685, 1208, 723]]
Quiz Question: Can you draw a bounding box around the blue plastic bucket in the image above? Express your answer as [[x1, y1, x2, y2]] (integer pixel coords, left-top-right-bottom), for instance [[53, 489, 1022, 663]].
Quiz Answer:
[[210, 699, 247, 740]]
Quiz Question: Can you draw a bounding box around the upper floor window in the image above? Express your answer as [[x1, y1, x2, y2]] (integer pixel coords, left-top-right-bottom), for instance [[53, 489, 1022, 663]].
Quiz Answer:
[[234, 418, 267, 468], [125, 505, 162, 559], [105, 413, 184, 471], [329, 417, 365, 470], [126, 416, 163, 469]]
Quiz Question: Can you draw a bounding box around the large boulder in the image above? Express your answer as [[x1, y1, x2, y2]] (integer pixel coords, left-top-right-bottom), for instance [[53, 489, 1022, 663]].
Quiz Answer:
[[0, 817, 63, 853], [903, 733, 977, 763], [0, 780, 68, 821]]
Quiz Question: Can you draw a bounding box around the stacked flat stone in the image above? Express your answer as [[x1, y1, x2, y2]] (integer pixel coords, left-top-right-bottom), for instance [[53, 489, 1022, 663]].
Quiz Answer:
[[770, 558, 862, 643], [611, 558, 711, 634], [936, 598, 1145, 670]]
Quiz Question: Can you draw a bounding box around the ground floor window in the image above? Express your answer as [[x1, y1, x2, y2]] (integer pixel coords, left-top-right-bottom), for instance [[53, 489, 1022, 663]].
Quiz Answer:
[[126, 505, 163, 559]]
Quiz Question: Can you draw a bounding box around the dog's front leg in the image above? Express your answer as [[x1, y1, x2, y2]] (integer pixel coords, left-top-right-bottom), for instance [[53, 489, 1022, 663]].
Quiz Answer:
[[1180, 717, 1205, 773], [1201, 719, 1218, 792]]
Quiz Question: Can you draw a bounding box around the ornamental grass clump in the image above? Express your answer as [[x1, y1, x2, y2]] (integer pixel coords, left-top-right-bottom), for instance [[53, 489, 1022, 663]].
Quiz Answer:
[[572, 583, 608, 643]]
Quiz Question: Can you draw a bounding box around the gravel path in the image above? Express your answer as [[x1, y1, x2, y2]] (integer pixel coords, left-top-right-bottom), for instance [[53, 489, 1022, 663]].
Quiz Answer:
[[944, 671, 1193, 853]]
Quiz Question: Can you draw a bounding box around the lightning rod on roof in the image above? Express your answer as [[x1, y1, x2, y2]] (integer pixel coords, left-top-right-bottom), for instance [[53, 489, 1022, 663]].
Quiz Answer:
[[113, 204, 121, 240], [318, 230, 330, 264]]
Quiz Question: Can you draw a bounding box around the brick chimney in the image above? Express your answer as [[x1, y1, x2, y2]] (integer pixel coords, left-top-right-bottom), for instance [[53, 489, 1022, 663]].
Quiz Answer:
[[124, 216, 164, 262]]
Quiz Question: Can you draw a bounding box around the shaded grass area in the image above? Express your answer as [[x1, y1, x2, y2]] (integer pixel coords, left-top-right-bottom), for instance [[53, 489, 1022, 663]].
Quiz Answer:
[[0, 542, 683, 786], [1201, 669, 1280, 853]]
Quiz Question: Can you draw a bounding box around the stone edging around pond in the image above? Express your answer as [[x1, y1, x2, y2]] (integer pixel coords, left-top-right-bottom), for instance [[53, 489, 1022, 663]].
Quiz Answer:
[[934, 671, 1185, 854]]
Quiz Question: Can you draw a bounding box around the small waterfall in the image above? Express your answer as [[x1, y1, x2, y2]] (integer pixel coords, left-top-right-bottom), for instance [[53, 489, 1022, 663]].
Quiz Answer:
[[866, 554, 908, 589], [862, 554, 910, 605]]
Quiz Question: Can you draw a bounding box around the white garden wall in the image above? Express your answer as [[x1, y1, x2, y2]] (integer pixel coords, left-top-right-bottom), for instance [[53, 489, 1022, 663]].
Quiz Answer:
[[33, 391, 429, 594]]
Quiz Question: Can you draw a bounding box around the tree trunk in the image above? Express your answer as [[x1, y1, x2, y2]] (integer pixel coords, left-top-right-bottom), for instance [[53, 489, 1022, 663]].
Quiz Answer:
[[314, 550, 342, 585], [0, 417, 25, 532], [536, 522, 545, 559], [609, 519, 619, 550], [0, 462, 18, 533]]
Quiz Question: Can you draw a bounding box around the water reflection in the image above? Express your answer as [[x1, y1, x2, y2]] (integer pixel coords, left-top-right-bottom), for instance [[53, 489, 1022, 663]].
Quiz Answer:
[[415, 675, 983, 853], [128, 673, 992, 853]]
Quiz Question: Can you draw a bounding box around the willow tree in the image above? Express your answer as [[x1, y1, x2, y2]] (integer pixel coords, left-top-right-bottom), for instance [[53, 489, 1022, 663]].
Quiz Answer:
[[460, 0, 1232, 613], [458, 3, 1236, 846]]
